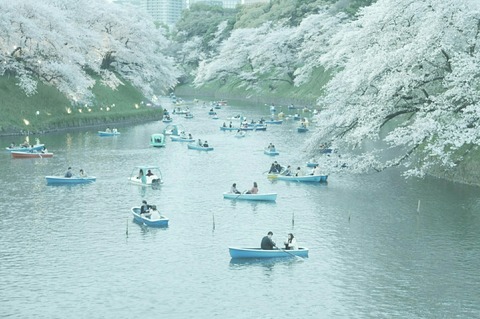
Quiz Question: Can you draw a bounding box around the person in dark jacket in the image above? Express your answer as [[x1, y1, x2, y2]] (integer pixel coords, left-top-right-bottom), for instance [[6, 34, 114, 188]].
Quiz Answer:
[[261, 231, 277, 250]]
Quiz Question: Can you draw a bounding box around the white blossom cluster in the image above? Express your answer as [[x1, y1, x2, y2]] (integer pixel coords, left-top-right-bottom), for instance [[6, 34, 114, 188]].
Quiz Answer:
[[0, 0, 179, 103]]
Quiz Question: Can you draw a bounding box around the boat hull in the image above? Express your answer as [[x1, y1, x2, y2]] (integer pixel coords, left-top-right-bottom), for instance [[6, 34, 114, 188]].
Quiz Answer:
[[171, 136, 195, 142], [264, 120, 283, 124], [131, 207, 168, 227], [223, 192, 277, 201], [6, 144, 45, 152], [297, 127, 309, 133], [264, 149, 279, 156], [229, 247, 308, 258], [268, 174, 328, 182], [240, 125, 267, 131], [187, 144, 214, 151], [98, 131, 120, 136], [11, 151, 53, 158], [45, 176, 96, 184]]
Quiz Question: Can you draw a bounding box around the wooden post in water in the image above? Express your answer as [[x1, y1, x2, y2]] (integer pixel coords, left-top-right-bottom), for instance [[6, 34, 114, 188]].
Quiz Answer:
[[126, 217, 129, 237], [417, 200, 421, 213], [292, 212, 295, 227], [212, 213, 216, 231]]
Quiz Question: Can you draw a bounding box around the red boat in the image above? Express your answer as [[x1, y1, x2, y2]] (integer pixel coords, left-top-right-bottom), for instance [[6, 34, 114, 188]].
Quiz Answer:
[[11, 151, 53, 158]]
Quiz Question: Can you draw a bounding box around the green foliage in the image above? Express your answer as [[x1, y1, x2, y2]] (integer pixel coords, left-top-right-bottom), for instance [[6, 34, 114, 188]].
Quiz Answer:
[[174, 3, 237, 50], [0, 75, 162, 135], [176, 67, 331, 107]]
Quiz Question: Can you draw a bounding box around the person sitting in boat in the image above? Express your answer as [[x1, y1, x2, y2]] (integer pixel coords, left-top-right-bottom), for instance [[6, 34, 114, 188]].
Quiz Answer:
[[112, 128, 118, 133], [41, 146, 48, 154], [230, 183, 241, 194], [137, 169, 144, 179], [180, 131, 187, 138], [64, 167, 73, 178], [312, 165, 322, 176], [9, 142, 16, 149], [268, 163, 279, 174], [146, 169, 154, 177], [284, 233, 298, 250], [246, 182, 258, 194], [295, 167, 304, 177], [149, 205, 160, 220], [261, 231, 277, 250], [79, 169, 87, 177], [203, 141, 209, 147], [140, 200, 151, 217], [274, 161, 282, 172], [223, 122, 227, 127], [198, 139, 203, 146], [229, 121, 233, 128], [188, 133, 193, 139], [21, 140, 30, 148], [105, 127, 111, 133], [281, 165, 292, 176]]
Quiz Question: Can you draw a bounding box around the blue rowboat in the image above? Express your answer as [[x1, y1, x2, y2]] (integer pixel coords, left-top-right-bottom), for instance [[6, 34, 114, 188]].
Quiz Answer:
[[240, 125, 267, 131], [264, 120, 283, 124], [187, 143, 214, 151], [6, 144, 45, 152], [264, 148, 279, 156], [268, 174, 328, 183], [170, 136, 195, 142], [229, 247, 309, 258], [150, 134, 166, 147], [131, 207, 169, 227], [184, 113, 194, 119], [220, 126, 238, 131], [234, 132, 246, 138], [162, 118, 172, 123], [297, 127, 309, 133], [45, 176, 96, 185], [98, 131, 120, 136], [208, 111, 216, 115], [223, 192, 277, 201]]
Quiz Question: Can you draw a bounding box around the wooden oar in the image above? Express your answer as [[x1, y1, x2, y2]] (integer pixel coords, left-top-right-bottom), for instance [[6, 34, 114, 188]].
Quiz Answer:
[[234, 190, 247, 200]]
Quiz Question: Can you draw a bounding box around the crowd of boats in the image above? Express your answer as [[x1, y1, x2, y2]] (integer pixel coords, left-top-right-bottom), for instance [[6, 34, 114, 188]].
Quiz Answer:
[[5, 98, 327, 259]]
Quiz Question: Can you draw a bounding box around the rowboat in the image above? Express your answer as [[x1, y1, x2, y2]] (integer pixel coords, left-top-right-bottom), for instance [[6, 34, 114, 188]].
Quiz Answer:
[[187, 143, 214, 151], [220, 126, 239, 131], [229, 247, 309, 259], [264, 148, 279, 156], [208, 111, 216, 115], [240, 125, 267, 131], [131, 207, 169, 227], [150, 134, 166, 147], [98, 130, 120, 136], [223, 192, 277, 201], [128, 165, 163, 186], [306, 162, 319, 168], [5, 144, 45, 152], [268, 174, 328, 182], [170, 136, 195, 142], [297, 126, 309, 133], [264, 120, 283, 124], [234, 131, 246, 138], [11, 151, 53, 158], [45, 176, 96, 185], [185, 113, 194, 119], [163, 124, 185, 136], [162, 117, 172, 123]]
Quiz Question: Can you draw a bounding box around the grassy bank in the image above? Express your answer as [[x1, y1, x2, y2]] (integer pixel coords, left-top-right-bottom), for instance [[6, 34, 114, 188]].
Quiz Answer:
[[0, 75, 163, 136], [175, 67, 330, 107]]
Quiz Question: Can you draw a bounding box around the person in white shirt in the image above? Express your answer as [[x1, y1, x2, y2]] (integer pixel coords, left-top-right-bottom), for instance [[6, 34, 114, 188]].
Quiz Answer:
[[284, 233, 298, 250], [313, 165, 322, 176]]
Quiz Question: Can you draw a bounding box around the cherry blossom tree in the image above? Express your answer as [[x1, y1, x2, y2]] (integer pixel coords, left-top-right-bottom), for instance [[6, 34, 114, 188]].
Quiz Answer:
[[194, 22, 297, 90], [308, 0, 480, 177], [0, 0, 178, 103]]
